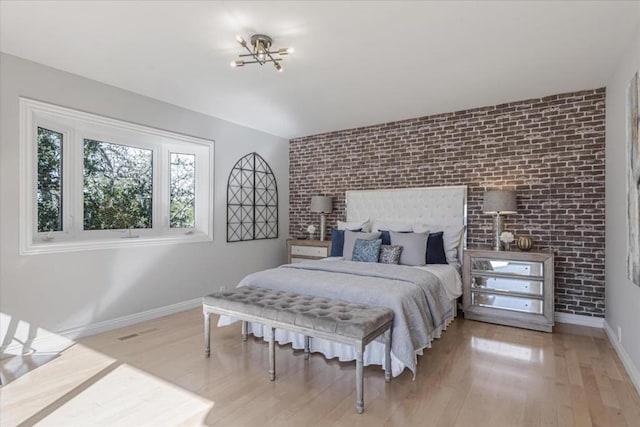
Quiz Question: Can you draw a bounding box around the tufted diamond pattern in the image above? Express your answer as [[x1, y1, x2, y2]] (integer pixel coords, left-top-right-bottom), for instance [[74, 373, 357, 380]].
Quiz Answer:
[[345, 187, 466, 262], [204, 286, 393, 339]]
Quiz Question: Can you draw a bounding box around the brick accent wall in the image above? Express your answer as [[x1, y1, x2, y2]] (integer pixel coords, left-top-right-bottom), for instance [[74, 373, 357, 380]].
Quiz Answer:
[[289, 88, 606, 317]]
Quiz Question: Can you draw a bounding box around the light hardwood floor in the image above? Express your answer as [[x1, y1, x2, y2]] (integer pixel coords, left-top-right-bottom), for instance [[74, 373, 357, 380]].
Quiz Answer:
[[1, 308, 639, 426]]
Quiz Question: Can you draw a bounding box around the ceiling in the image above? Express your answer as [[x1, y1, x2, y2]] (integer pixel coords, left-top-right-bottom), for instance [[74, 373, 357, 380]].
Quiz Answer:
[[1, 1, 639, 139]]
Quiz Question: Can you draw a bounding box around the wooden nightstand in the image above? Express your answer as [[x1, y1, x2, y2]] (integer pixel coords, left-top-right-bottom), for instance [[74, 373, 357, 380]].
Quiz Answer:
[[287, 239, 331, 264], [463, 248, 555, 332]]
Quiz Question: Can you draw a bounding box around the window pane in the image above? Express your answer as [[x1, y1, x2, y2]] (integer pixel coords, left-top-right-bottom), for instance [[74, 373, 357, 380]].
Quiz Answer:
[[37, 127, 63, 232], [83, 139, 153, 230], [170, 153, 195, 228]]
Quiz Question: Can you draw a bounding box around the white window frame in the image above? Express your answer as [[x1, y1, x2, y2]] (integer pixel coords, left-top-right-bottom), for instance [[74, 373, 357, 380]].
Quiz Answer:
[[19, 98, 214, 255]]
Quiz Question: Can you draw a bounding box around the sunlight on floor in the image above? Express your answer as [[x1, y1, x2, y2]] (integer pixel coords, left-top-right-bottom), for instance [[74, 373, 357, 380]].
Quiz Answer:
[[0, 343, 214, 426], [470, 336, 543, 363]]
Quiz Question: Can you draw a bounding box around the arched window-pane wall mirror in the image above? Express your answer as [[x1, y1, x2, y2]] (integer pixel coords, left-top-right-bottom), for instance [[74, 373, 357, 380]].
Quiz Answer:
[[227, 152, 278, 242]]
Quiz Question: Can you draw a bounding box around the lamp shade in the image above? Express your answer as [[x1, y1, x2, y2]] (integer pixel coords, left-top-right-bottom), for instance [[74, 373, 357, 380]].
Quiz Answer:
[[310, 196, 333, 213], [483, 190, 517, 214]]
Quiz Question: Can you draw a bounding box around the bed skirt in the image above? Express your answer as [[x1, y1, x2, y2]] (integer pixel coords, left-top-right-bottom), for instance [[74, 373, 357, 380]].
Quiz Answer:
[[217, 299, 457, 378]]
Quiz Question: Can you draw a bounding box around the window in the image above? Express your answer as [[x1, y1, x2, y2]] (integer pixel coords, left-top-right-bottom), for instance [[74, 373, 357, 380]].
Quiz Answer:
[[83, 139, 154, 231], [37, 127, 63, 232], [170, 153, 196, 229], [20, 98, 214, 254]]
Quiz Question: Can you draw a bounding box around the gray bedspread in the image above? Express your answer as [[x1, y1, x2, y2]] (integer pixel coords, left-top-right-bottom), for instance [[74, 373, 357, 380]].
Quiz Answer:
[[236, 260, 453, 376]]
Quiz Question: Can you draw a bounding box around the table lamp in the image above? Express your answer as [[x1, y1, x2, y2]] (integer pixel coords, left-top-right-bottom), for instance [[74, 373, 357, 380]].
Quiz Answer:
[[483, 190, 517, 251], [310, 196, 333, 241]]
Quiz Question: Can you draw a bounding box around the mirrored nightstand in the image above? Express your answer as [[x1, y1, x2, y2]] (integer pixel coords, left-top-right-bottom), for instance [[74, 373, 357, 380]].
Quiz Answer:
[[463, 249, 554, 332]]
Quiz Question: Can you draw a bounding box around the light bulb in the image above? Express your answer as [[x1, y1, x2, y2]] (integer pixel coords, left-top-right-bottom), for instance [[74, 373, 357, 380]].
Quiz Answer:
[[230, 60, 245, 68], [236, 35, 247, 47], [278, 47, 294, 55], [274, 62, 283, 72]]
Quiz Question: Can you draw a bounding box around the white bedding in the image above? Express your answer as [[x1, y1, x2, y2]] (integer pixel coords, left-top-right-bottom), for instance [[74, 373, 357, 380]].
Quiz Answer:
[[217, 262, 462, 377]]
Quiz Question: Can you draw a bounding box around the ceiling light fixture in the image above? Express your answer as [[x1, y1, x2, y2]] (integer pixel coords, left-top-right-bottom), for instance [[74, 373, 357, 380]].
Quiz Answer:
[[230, 34, 293, 72]]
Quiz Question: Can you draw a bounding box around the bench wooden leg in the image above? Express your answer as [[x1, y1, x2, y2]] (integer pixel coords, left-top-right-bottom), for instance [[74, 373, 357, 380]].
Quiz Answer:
[[241, 321, 248, 342], [204, 310, 211, 358], [355, 341, 364, 414], [269, 327, 276, 381], [384, 326, 392, 383], [304, 335, 310, 360]]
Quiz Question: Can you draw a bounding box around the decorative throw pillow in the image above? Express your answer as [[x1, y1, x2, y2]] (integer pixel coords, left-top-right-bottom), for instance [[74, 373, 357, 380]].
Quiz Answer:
[[329, 227, 362, 257], [390, 231, 429, 266], [343, 230, 381, 261], [379, 245, 403, 264], [426, 232, 448, 264], [352, 239, 382, 263]]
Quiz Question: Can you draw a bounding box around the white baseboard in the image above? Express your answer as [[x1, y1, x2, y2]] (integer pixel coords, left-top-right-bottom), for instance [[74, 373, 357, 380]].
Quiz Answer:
[[1, 298, 201, 357], [604, 321, 640, 396], [554, 311, 605, 328], [59, 298, 202, 340]]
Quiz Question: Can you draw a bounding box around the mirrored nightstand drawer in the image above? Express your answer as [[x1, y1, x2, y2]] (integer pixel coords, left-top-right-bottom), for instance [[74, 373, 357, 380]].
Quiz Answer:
[[471, 257, 544, 278], [471, 275, 543, 296], [471, 292, 543, 315]]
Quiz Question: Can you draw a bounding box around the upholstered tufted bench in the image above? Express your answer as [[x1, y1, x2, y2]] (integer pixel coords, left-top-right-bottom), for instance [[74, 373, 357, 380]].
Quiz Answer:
[[202, 286, 394, 414]]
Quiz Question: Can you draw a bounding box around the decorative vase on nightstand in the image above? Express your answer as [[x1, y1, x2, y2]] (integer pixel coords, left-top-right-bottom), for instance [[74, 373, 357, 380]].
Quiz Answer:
[[517, 236, 534, 251]]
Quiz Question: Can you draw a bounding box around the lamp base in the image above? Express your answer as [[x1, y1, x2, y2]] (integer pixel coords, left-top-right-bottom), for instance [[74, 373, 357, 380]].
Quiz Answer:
[[320, 214, 326, 242], [493, 214, 503, 251]]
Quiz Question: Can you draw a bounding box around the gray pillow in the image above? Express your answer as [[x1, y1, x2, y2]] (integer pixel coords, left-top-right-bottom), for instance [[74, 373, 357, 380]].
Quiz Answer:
[[379, 245, 403, 264], [390, 231, 429, 266], [343, 230, 381, 261]]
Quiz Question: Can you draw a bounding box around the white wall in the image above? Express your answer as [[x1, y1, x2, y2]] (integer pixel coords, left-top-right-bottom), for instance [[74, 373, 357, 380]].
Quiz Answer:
[[0, 53, 289, 335], [605, 25, 640, 389]]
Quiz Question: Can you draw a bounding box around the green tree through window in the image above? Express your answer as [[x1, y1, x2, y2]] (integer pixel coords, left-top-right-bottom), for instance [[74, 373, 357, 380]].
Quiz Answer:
[[170, 153, 196, 228], [83, 139, 153, 230], [37, 127, 63, 232]]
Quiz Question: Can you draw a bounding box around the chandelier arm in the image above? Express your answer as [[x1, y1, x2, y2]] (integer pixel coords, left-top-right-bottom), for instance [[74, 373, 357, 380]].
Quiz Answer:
[[241, 44, 254, 56], [239, 53, 266, 65], [239, 53, 270, 59], [266, 52, 278, 64], [241, 59, 282, 65], [240, 44, 265, 65]]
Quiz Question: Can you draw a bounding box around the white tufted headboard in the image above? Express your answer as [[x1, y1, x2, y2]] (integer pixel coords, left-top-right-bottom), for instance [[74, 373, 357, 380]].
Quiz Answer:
[[346, 186, 468, 262]]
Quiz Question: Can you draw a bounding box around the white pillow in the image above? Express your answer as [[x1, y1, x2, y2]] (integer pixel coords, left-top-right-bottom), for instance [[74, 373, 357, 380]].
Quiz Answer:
[[370, 221, 413, 232], [343, 230, 381, 261], [413, 223, 465, 264], [337, 219, 370, 232]]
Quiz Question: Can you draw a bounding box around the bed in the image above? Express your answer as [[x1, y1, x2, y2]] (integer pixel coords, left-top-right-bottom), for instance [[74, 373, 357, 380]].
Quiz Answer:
[[218, 186, 467, 377]]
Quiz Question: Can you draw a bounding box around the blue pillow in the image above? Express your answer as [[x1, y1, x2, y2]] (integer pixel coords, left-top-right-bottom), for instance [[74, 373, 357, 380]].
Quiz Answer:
[[330, 227, 362, 257], [352, 238, 382, 263], [426, 232, 448, 264]]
